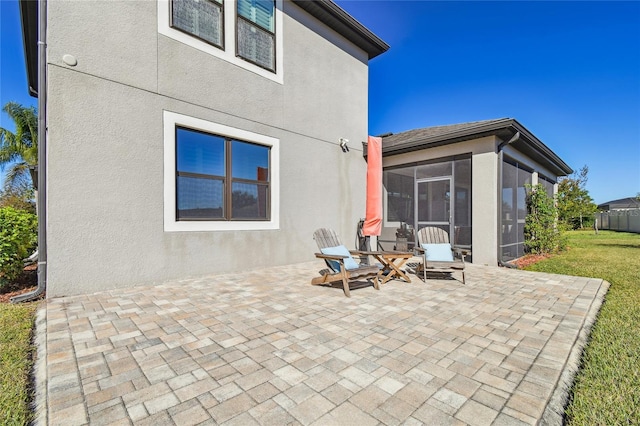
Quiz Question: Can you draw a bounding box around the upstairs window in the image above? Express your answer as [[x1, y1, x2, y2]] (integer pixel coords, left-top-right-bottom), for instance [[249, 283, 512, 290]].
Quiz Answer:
[[171, 0, 224, 49], [176, 126, 271, 221], [237, 0, 276, 72]]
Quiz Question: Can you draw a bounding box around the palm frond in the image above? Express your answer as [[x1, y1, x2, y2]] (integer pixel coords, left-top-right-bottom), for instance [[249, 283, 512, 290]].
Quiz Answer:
[[0, 102, 38, 182], [2, 162, 31, 192]]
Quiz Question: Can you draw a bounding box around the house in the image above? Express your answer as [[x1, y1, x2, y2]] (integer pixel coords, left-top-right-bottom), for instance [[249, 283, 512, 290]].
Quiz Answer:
[[596, 197, 640, 233], [20, 0, 388, 297], [375, 118, 573, 266], [597, 197, 640, 211]]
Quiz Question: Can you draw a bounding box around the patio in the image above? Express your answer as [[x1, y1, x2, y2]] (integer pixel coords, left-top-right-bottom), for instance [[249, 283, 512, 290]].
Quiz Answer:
[[36, 261, 607, 425]]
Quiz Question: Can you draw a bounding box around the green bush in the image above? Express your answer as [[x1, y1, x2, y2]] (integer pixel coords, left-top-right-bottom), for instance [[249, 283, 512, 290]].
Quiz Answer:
[[0, 183, 36, 215], [524, 184, 566, 254], [0, 207, 37, 288]]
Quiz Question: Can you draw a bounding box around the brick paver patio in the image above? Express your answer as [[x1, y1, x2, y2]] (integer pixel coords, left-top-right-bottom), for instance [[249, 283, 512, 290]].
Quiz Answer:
[[36, 261, 608, 425]]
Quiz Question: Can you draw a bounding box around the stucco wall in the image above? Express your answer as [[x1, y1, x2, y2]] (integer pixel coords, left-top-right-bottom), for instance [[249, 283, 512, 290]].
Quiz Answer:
[[471, 145, 499, 266], [45, 1, 370, 296]]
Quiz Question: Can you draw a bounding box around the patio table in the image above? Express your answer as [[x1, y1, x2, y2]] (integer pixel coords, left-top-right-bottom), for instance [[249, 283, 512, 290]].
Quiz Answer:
[[360, 251, 414, 284]]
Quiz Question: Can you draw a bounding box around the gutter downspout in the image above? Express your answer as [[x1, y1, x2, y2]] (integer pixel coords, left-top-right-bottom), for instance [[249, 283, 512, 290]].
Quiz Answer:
[[12, 0, 47, 303], [497, 131, 520, 269]]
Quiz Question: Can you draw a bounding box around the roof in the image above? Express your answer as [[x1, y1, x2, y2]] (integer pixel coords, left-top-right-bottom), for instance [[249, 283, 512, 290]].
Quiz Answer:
[[291, 0, 389, 60], [19, 0, 38, 97], [597, 197, 640, 211], [379, 118, 574, 177], [20, 0, 389, 96]]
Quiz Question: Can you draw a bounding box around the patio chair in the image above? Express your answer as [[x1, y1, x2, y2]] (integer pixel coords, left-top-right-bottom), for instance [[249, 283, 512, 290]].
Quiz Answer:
[[415, 226, 467, 284], [311, 228, 380, 297]]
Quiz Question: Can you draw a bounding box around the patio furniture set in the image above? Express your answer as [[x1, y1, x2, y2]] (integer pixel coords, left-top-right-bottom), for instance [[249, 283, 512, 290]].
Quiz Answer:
[[311, 227, 468, 297]]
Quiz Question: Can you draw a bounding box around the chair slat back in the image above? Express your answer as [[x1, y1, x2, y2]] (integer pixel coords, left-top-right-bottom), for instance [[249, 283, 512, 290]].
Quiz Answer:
[[417, 226, 450, 245], [313, 228, 343, 250]]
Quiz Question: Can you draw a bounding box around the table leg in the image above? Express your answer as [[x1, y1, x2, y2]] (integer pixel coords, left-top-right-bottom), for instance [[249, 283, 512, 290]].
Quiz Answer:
[[380, 257, 412, 284]]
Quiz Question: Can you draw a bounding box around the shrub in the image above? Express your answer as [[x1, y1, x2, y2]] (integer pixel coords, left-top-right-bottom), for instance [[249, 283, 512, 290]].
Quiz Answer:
[[0, 184, 35, 215], [0, 207, 37, 289], [524, 184, 566, 254]]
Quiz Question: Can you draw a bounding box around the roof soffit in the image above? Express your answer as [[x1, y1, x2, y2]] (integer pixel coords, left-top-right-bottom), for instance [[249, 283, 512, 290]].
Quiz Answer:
[[20, 0, 38, 96], [291, 0, 389, 59]]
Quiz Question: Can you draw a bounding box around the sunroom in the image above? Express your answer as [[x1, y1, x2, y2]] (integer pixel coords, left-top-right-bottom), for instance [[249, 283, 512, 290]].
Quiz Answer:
[[374, 118, 572, 266]]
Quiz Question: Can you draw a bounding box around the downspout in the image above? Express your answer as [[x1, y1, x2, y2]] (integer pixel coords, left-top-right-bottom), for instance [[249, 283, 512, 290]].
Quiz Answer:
[[496, 131, 520, 269], [12, 0, 47, 303]]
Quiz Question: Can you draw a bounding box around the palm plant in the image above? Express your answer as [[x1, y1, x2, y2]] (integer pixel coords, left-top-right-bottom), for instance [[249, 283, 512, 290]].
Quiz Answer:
[[0, 102, 38, 191]]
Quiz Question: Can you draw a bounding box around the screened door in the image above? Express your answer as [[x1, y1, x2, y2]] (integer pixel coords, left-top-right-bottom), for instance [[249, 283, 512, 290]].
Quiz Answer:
[[416, 177, 453, 237]]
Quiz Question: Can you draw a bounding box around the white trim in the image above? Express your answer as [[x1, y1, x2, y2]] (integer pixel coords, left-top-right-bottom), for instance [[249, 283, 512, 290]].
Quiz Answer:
[[158, 0, 284, 84], [163, 111, 280, 232]]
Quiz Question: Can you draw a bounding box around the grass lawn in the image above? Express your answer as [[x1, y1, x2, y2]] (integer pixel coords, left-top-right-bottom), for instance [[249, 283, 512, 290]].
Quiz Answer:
[[525, 230, 640, 425], [0, 301, 38, 425]]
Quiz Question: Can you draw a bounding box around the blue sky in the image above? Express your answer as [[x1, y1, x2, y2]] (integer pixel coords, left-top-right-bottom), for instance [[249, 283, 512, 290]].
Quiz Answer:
[[335, 0, 640, 204], [1, 0, 639, 204], [0, 0, 37, 190], [0, 0, 34, 126]]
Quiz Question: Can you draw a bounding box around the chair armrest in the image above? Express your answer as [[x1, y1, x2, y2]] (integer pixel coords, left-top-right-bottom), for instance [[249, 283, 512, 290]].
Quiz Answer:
[[352, 250, 383, 256], [453, 248, 470, 262], [314, 253, 348, 261]]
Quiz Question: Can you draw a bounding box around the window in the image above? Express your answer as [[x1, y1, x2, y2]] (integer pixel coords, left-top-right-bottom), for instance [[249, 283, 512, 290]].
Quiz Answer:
[[164, 111, 279, 231], [158, 0, 283, 83], [384, 168, 414, 224], [500, 158, 532, 260], [171, 0, 224, 49], [176, 127, 270, 220], [237, 0, 276, 71], [539, 174, 555, 198], [382, 155, 472, 250]]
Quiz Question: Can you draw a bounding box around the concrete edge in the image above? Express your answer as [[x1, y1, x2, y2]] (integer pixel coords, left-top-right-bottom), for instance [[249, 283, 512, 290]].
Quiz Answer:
[[539, 279, 611, 425], [31, 303, 48, 426]]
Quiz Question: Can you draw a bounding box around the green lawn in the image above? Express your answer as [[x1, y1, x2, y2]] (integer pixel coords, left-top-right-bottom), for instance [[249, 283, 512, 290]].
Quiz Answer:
[[525, 230, 640, 425], [0, 302, 38, 426]]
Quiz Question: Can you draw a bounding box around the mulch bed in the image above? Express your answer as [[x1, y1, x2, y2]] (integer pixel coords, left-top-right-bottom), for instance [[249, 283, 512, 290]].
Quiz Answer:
[[510, 253, 551, 269], [0, 263, 39, 304]]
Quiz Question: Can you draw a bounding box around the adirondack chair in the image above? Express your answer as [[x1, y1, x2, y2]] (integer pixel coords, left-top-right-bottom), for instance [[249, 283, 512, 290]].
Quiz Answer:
[[415, 226, 467, 284], [311, 228, 380, 297]]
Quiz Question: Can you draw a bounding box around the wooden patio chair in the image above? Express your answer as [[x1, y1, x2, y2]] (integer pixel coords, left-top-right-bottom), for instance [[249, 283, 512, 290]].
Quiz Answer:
[[311, 228, 380, 297], [415, 226, 467, 284]]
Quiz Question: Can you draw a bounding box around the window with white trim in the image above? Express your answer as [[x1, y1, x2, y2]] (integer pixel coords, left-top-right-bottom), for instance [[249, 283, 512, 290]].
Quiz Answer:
[[236, 0, 276, 71], [171, 0, 224, 49], [164, 111, 280, 232], [176, 126, 270, 220], [162, 0, 280, 78]]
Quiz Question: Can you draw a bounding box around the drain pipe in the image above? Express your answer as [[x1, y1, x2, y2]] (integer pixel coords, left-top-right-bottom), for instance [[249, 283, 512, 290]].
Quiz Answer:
[[496, 131, 520, 270], [12, 0, 47, 303]]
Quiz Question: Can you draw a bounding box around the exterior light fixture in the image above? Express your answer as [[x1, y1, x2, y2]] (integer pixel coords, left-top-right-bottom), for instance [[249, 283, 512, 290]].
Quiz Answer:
[[339, 138, 349, 152]]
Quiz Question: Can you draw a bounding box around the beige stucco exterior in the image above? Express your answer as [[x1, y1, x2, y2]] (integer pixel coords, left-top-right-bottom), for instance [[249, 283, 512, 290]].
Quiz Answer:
[[44, 1, 378, 296]]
